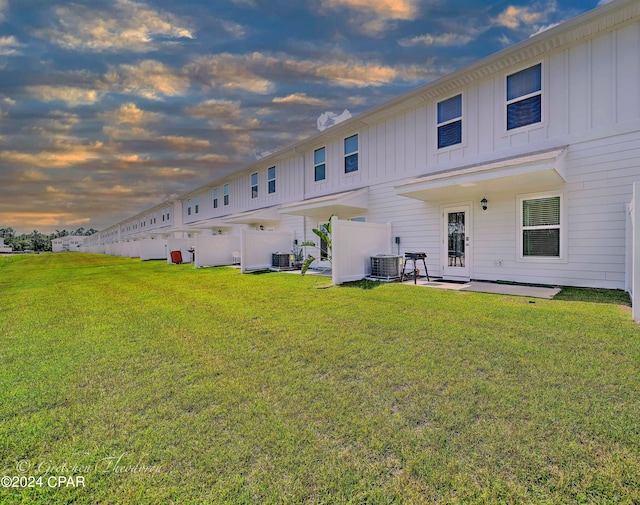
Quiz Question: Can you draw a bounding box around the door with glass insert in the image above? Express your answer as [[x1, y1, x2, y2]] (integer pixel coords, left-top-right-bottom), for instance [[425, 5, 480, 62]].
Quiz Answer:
[[442, 205, 470, 280]]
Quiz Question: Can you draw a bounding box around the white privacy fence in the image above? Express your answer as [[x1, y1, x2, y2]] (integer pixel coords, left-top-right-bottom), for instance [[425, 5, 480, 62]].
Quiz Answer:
[[241, 229, 294, 273], [628, 182, 640, 321], [140, 238, 167, 261], [129, 240, 141, 258], [167, 238, 195, 264], [331, 217, 393, 285], [195, 235, 241, 268]]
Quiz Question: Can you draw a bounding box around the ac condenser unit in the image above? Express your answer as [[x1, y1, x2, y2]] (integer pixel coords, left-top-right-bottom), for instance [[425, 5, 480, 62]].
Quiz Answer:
[[270, 252, 294, 271], [370, 255, 402, 280]]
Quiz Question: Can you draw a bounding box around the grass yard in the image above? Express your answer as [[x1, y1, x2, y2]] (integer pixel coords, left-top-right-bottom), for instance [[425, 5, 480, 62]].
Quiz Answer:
[[1, 254, 639, 504]]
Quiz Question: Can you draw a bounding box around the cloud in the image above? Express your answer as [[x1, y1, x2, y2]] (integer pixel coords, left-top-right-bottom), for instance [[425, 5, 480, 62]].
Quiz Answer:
[[159, 135, 210, 152], [272, 93, 325, 106], [597, 0, 615, 5], [496, 5, 548, 30], [0, 140, 107, 168], [32, 111, 80, 136], [186, 54, 274, 94], [320, 0, 419, 34], [154, 167, 200, 178], [25, 85, 103, 106], [185, 99, 243, 121], [108, 60, 190, 99], [0, 35, 23, 56], [188, 51, 431, 93], [399, 32, 474, 47], [0, 0, 7, 23], [100, 103, 161, 126], [317, 109, 352, 131], [100, 102, 162, 140], [35, 0, 193, 53], [0, 211, 92, 230]]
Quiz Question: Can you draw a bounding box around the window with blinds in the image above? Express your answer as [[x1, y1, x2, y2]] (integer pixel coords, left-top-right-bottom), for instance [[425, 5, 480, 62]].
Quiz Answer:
[[437, 94, 462, 149], [507, 64, 542, 130], [522, 195, 560, 257]]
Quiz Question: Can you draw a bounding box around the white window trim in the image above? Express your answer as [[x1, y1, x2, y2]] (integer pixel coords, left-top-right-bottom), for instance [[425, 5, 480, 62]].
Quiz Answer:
[[223, 184, 229, 206], [344, 134, 359, 175], [314, 146, 327, 183], [268, 166, 276, 194], [251, 173, 259, 199], [516, 191, 566, 263], [436, 93, 464, 151], [504, 61, 545, 134]]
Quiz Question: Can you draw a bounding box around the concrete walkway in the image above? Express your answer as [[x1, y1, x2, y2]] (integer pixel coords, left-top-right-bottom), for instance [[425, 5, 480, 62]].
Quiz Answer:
[[401, 278, 561, 299]]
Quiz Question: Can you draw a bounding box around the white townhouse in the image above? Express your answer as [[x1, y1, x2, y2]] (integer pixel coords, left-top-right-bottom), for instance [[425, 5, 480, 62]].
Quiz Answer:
[[92, 0, 640, 296], [51, 236, 88, 253]]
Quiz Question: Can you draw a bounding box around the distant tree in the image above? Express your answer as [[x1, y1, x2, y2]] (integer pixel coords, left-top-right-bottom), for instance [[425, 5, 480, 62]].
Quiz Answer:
[[72, 227, 85, 236], [85, 228, 98, 236], [55, 229, 69, 238]]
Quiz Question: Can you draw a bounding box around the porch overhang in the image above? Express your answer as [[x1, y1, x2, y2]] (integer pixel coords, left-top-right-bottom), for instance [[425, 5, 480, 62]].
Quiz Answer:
[[222, 205, 281, 225], [278, 187, 369, 219], [188, 217, 233, 232], [395, 147, 567, 201]]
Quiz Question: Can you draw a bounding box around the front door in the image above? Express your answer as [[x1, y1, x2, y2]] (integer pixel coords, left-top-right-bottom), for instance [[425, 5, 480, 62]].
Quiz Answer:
[[442, 205, 471, 280]]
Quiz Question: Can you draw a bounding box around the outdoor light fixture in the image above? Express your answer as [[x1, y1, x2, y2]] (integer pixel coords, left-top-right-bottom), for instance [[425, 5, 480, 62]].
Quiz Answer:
[[259, 225, 264, 231], [481, 198, 488, 210]]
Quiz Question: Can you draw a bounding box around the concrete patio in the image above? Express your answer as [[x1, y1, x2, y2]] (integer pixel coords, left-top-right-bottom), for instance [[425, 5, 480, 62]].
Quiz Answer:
[[400, 278, 561, 299]]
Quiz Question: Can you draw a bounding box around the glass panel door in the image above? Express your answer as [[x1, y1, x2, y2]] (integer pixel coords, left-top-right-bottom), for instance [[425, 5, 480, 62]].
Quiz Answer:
[[443, 205, 471, 280]]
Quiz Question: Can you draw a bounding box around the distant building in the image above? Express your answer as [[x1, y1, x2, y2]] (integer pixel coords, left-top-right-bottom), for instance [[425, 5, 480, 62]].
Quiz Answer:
[[0, 237, 12, 254], [52, 236, 87, 253]]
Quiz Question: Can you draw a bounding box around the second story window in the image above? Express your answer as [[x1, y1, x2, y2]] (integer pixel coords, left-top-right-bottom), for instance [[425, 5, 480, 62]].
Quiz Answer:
[[437, 94, 462, 149], [187, 199, 192, 216], [507, 63, 542, 130], [344, 134, 358, 174], [194, 196, 199, 214], [268, 166, 276, 194], [213, 188, 218, 209], [314, 147, 326, 182], [251, 173, 258, 199], [223, 184, 229, 206]]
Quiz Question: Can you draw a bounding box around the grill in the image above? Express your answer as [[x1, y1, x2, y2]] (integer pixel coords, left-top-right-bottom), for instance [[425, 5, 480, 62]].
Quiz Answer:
[[271, 252, 294, 271], [370, 255, 402, 280], [402, 252, 429, 283]]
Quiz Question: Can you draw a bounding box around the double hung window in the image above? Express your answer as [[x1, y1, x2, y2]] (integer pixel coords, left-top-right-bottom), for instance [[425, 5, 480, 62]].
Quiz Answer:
[[314, 147, 326, 182], [268, 167, 276, 194], [507, 64, 542, 130], [437, 94, 462, 149], [344, 135, 358, 174], [521, 195, 561, 258], [251, 173, 258, 199]]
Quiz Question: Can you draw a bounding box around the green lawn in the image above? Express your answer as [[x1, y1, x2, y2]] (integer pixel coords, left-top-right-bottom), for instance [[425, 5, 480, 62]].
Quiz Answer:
[[1, 254, 639, 504]]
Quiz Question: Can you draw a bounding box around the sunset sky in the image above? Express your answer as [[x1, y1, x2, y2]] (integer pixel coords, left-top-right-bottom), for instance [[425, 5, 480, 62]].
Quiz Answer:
[[0, 0, 611, 234]]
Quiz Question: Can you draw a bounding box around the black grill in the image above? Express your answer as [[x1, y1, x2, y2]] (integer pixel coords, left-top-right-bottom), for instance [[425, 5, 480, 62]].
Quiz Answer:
[[402, 252, 429, 284]]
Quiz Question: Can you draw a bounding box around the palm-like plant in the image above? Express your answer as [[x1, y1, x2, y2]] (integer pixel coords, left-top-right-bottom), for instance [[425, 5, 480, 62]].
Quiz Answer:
[[300, 216, 333, 276]]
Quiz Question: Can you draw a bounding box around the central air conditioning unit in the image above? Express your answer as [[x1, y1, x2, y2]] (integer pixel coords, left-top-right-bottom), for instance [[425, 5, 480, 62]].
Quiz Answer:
[[370, 254, 402, 281], [270, 252, 294, 271]]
